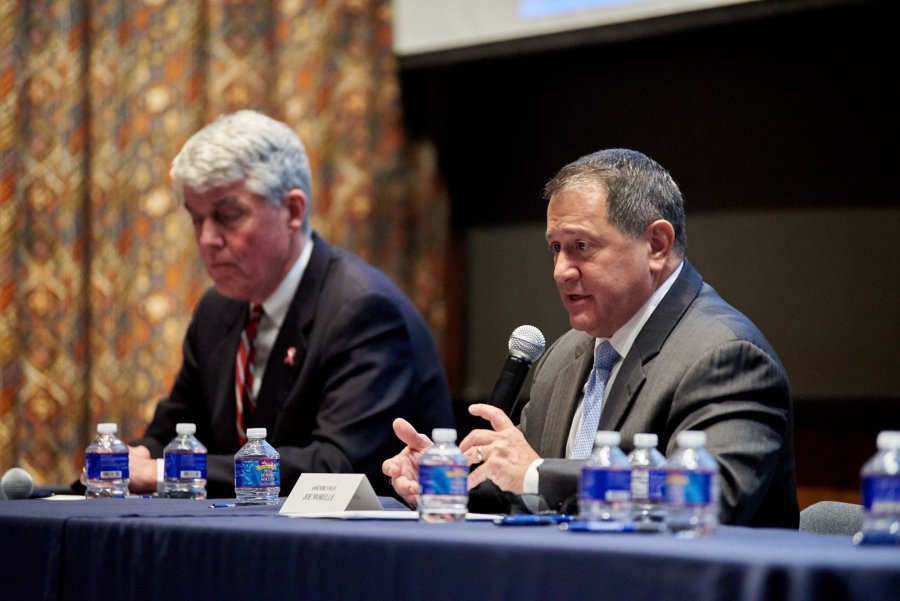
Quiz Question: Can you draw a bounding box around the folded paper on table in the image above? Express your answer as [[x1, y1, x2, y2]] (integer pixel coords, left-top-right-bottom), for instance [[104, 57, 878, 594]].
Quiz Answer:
[[278, 473, 502, 520], [281, 510, 503, 521], [279, 473, 383, 515]]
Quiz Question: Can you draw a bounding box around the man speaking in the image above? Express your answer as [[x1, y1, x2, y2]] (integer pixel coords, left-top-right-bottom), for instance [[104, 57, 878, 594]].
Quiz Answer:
[[384, 148, 798, 528]]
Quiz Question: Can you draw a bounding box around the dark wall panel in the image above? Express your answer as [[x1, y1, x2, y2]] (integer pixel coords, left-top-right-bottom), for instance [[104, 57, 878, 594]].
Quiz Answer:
[[400, 0, 893, 227]]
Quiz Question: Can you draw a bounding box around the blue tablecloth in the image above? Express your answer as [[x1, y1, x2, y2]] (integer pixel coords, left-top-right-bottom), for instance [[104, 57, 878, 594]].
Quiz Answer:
[[1, 497, 897, 601]]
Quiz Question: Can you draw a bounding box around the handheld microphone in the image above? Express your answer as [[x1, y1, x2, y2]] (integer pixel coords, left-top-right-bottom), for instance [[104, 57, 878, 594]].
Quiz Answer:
[[488, 325, 546, 417], [1, 467, 34, 500]]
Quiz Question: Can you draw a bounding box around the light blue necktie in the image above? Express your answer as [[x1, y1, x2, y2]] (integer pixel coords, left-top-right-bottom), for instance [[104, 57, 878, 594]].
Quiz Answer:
[[570, 341, 621, 460]]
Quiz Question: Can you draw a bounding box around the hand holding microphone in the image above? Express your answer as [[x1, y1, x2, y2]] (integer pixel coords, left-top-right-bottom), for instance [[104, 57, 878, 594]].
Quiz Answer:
[[488, 324, 545, 417], [462, 403, 542, 495], [383, 324, 545, 505]]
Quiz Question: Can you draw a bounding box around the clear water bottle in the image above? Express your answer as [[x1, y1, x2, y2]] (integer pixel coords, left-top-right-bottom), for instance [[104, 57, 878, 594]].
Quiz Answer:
[[163, 423, 208, 499], [84, 423, 130, 498], [579, 431, 632, 527], [418, 428, 468, 523], [859, 430, 900, 545], [627, 432, 667, 532], [234, 428, 280, 505], [665, 430, 719, 537]]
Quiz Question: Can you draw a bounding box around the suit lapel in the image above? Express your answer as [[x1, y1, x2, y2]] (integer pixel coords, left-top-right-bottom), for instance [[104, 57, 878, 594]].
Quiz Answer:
[[252, 235, 333, 427], [541, 335, 594, 457], [211, 302, 246, 450], [599, 260, 703, 431]]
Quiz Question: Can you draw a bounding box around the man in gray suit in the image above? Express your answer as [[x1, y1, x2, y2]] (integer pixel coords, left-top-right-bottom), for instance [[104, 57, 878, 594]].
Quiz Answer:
[[383, 148, 798, 528]]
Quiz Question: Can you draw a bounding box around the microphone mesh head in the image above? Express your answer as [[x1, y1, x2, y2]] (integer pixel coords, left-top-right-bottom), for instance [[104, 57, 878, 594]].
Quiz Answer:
[[508, 325, 545, 363], [1, 467, 34, 500]]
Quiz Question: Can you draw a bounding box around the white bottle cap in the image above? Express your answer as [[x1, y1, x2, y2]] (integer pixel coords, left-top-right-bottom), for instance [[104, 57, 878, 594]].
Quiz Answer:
[[246, 428, 267, 438], [876, 430, 900, 450], [97, 423, 117, 434], [676, 430, 706, 448], [633, 433, 658, 448], [594, 430, 621, 446], [431, 428, 457, 443], [176, 423, 197, 435]]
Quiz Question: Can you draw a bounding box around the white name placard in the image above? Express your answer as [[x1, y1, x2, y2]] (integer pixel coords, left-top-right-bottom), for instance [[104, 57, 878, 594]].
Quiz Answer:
[[279, 473, 383, 515]]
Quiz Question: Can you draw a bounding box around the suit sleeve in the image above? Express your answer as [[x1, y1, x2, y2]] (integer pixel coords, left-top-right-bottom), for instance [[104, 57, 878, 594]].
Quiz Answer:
[[528, 338, 795, 524], [131, 317, 209, 458], [131, 299, 243, 498], [273, 290, 437, 498], [663, 339, 794, 526]]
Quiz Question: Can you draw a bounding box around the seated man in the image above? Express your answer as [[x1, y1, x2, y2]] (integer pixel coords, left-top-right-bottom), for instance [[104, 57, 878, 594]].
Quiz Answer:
[[128, 110, 453, 498], [384, 148, 798, 528]]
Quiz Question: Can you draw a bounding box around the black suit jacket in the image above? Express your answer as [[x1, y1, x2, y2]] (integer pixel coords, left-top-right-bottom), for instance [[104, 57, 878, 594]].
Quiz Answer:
[[135, 234, 454, 498]]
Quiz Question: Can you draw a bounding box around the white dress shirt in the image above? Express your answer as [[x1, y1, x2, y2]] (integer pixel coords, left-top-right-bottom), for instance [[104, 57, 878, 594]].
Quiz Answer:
[[522, 261, 684, 494]]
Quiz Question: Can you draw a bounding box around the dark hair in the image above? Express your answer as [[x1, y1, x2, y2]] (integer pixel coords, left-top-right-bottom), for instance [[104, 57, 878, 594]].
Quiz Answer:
[[543, 148, 686, 255]]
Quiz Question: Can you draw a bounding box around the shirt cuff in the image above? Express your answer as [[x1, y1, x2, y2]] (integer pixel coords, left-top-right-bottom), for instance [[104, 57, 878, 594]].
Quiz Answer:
[[522, 458, 544, 495], [156, 458, 165, 495]]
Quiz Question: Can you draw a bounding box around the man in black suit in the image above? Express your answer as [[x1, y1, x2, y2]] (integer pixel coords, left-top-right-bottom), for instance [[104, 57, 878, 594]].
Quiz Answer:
[[128, 110, 453, 498], [384, 148, 798, 527]]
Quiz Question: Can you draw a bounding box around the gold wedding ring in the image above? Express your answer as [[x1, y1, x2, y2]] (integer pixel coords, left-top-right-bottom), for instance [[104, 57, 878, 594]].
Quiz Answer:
[[476, 446, 484, 463]]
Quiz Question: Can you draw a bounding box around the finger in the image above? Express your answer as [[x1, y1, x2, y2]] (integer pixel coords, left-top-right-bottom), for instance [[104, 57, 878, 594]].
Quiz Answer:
[[128, 445, 151, 459], [460, 426, 501, 452], [384, 454, 417, 480], [461, 445, 483, 465], [467, 403, 515, 431], [395, 476, 420, 498], [382, 457, 399, 477], [392, 418, 433, 451], [466, 463, 489, 491], [459, 429, 486, 451]]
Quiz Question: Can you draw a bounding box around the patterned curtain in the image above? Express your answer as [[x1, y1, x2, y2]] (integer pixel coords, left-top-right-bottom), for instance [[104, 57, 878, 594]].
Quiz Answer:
[[0, 0, 449, 486]]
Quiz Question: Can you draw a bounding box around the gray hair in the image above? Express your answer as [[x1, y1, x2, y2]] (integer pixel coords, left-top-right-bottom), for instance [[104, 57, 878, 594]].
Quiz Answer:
[[543, 148, 687, 255], [170, 109, 312, 232]]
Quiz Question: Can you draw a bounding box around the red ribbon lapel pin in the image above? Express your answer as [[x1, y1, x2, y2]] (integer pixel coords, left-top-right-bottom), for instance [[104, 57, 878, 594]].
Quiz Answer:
[[284, 347, 297, 366]]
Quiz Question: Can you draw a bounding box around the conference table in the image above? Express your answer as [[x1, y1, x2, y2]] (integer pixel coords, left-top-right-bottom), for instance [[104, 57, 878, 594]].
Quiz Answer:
[[0, 496, 897, 601]]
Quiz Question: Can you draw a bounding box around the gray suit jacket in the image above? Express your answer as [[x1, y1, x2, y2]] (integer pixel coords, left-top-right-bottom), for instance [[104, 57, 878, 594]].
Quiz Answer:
[[522, 260, 798, 528]]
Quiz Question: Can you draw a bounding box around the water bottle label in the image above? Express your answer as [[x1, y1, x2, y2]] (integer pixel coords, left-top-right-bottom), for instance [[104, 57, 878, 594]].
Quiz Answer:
[[85, 452, 129, 480], [862, 474, 900, 512], [631, 467, 666, 502], [666, 470, 713, 506], [419, 464, 468, 495], [165, 453, 208, 479], [235, 458, 280, 488], [580, 467, 631, 503]]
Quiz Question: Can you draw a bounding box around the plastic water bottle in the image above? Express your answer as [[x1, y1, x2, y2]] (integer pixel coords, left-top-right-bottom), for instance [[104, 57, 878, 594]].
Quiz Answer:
[[84, 423, 130, 498], [859, 430, 900, 545], [234, 428, 280, 505], [163, 423, 208, 499], [627, 432, 667, 531], [418, 428, 468, 523], [579, 431, 632, 527], [665, 430, 719, 537]]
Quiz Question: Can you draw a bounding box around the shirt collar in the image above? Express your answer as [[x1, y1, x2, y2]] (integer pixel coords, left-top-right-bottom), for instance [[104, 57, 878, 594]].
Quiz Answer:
[[258, 235, 315, 330], [598, 260, 684, 358]]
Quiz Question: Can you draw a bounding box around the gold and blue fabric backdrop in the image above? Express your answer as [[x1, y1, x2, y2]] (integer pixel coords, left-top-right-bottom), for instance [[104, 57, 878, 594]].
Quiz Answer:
[[0, 0, 449, 486]]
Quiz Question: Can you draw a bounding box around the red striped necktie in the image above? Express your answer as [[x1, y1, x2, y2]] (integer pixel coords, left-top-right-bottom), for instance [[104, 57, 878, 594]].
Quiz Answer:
[[235, 304, 264, 445]]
